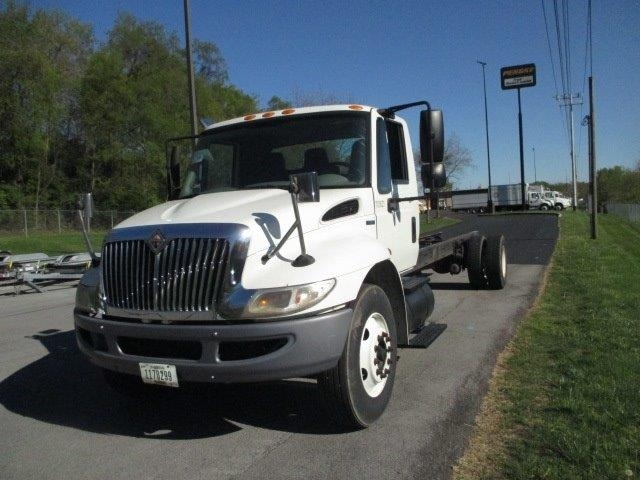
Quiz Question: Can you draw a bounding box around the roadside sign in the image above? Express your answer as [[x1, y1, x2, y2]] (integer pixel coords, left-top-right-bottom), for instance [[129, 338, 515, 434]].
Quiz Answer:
[[500, 63, 536, 90]]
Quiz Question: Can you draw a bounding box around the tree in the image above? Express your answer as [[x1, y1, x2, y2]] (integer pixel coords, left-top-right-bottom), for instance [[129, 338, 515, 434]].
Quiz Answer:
[[0, 4, 283, 215], [442, 134, 473, 185], [0, 2, 93, 211], [266, 96, 292, 111], [597, 166, 640, 208], [193, 39, 228, 85], [413, 133, 473, 191], [80, 13, 258, 210]]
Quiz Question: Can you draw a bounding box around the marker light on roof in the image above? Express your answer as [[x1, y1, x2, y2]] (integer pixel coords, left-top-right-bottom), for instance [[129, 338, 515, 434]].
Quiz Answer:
[[348, 105, 364, 110], [282, 109, 296, 115], [244, 114, 256, 121], [262, 111, 275, 118]]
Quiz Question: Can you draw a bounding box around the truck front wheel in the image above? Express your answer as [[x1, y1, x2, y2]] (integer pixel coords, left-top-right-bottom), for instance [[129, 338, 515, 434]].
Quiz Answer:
[[318, 284, 397, 428]]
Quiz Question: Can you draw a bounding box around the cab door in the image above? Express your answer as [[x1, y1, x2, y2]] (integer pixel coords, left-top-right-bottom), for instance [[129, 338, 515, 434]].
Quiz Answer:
[[372, 117, 419, 272]]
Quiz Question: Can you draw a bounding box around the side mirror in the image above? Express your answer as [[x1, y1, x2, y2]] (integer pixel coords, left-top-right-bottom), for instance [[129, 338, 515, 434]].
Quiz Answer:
[[420, 109, 444, 164], [76, 193, 93, 229], [422, 162, 447, 190], [290, 172, 319, 203], [76, 192, 98, 263], [167, 145, 181, 200]]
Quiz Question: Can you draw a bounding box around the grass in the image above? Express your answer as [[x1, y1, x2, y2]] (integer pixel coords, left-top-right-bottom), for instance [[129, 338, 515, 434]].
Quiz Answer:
[[1, 231, 107, 256], [420, 214, 460, 234], [454, 211, 640, 479]]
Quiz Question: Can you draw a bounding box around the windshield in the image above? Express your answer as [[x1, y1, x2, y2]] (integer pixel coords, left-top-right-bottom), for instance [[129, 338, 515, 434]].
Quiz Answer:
[[179, 112, 370, 198]]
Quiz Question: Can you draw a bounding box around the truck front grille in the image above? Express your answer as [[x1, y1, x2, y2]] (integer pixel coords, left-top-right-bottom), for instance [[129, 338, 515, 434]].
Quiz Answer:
[[102, 237, 229, 314]]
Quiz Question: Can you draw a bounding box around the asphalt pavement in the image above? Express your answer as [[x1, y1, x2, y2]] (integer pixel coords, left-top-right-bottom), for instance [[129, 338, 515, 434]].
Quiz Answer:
[[0, 213, 558, 480]]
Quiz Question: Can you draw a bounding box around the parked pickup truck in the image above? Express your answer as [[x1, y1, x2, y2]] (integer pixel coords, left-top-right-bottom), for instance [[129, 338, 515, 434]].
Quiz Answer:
[[74, 101, 507, 427]]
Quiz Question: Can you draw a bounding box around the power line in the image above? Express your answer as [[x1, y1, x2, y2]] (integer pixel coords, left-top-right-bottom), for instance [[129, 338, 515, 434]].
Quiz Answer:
[[542, 0, 560, 97], [554, 0, 567, 97], [564, 0, 572, 94], [578, 0, 593, 172]]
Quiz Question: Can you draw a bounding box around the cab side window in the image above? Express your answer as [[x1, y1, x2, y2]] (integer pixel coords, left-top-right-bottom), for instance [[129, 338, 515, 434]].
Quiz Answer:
[[385, 120, 408, 182], [376, 118, 392, 194]]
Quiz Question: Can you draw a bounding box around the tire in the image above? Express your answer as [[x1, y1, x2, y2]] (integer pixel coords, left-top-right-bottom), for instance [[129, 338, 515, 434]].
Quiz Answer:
[[485, 235, 507, 289], [467, 234, 489, 289], [318, 284, 397, 428], [555, 203, 564, 211], [539, 204, 549, 211]]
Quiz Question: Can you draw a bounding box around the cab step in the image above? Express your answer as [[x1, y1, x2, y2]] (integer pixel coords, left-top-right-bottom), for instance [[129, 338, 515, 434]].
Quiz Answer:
[[405, 322, 447, 349]]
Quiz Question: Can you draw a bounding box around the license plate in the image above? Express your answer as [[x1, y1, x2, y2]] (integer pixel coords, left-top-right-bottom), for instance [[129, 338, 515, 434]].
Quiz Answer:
[[139, 363, 179, 387]]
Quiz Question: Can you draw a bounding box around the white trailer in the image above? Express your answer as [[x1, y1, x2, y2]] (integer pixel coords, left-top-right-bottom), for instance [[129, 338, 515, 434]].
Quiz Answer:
[[450, 184, 554, 212]]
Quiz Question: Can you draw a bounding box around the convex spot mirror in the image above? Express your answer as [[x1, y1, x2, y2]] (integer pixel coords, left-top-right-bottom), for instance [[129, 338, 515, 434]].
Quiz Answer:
[[290, 172, 320, 202], [421, 162, 447, 189]]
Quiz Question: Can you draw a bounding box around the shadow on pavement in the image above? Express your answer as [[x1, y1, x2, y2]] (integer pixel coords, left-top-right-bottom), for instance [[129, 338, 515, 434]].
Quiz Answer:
[[0, 329, 350, 439], [428, 282, 475, 291]]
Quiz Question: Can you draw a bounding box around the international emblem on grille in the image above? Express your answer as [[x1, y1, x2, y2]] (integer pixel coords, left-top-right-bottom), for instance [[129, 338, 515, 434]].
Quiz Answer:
[[148, 230, 167, 254]]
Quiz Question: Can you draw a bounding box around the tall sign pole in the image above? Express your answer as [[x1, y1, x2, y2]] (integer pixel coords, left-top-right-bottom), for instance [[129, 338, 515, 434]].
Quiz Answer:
[[517, 88, 525, 208], [184, 0, 198, 137], [501, 63, 536, 209]]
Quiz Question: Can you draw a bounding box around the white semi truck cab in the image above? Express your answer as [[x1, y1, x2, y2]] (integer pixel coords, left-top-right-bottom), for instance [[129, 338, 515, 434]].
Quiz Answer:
[[75, 101, 507, 427], [543, 190, 572, 210]]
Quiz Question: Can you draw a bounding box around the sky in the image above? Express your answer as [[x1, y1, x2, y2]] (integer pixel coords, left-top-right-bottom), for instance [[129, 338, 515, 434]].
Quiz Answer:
[[29, 0, 640, 189]]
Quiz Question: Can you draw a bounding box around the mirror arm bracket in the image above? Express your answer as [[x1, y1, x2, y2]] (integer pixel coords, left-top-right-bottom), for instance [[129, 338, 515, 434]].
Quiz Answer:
[[387, 195, 429, 213], [261, 174, 317, 267]]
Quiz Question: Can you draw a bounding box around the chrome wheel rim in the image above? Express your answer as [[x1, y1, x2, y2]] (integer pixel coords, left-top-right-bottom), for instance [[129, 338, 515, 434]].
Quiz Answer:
[[359, 312, 391, 397]]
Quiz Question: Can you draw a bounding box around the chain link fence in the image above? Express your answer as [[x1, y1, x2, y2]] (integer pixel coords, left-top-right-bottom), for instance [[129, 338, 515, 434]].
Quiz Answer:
[[606, 203, 640, 223], [0, 210, 137, 236]]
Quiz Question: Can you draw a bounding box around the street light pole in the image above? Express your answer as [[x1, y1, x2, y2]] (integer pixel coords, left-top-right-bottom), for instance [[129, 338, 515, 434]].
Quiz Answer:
[[184, 0, 198, 137], [477, 60, 494, 213], [532, 146, 537, 183]]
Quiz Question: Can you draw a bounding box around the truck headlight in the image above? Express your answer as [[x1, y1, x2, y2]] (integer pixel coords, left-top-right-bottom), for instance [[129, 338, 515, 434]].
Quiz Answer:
[[244, 279, 335, 318], [75, 267, 104, 315]]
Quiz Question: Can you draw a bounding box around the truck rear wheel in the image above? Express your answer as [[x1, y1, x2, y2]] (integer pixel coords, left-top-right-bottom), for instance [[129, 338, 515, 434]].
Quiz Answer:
[[467, 235, 489, 289], [318, 284, 397, 428], [486, 235, 507, 289]]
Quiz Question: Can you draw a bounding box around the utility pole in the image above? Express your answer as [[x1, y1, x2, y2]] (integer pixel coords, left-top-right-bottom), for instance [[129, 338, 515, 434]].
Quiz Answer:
[[587, 76, 597, 238], [532, 146, 537, 183], [556, 93, 582, 210], [477, 60, 494, 213], [184, 0, 198, 137]]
